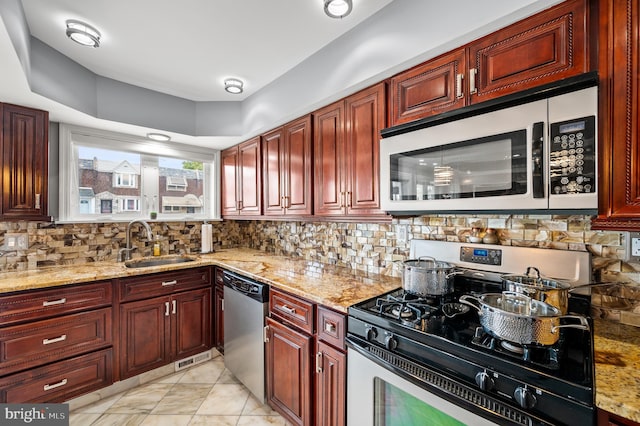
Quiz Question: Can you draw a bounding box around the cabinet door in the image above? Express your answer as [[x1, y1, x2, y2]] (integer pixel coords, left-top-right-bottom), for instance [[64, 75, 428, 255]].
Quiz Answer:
[[238, 137, 262, 215], [0, 103, 50, 220], [265, 317, 313, 426], [221, 146, 239, 216], [214, 283, 224, 353], [283, 115, 313, 215], [592, 0, 640, 230], [172, 288, 212, 360], [314, 101, 346, 216], [389, 50, 467, 126], [344, 83, 388, 217], [262, 127, 285, 215], [468, 0, 589, 104], [120, 296, 169, 379], [315, 341, 346, 426]]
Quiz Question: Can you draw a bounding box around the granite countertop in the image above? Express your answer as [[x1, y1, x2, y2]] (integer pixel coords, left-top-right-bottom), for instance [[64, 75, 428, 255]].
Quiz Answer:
[[594, 319, 640, 422], [0, 248, 637, 421]]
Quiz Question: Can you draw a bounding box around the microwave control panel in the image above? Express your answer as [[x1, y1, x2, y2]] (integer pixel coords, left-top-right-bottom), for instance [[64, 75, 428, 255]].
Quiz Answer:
[[549, 115, 596, 195]]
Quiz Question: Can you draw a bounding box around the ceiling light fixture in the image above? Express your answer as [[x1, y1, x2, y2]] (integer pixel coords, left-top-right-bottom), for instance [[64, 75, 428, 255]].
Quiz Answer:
[[65, 19, 101, 48], [224, 78, 244, 94], [146, 133, 171, 142], [324, 0, 353, 19]]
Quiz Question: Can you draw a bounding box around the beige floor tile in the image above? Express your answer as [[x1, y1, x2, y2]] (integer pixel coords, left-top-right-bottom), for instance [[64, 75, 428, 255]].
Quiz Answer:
[[139, 414, 193, 425], [196, 383, 250, 416], [73, 394, 122, 414], [236, 415, 288, 426], [188, 415, 239, 425], [216, 368, 240, 384], [242, 395, 280, 416], [90, 413, 147, 426], [106, 383, 174, 414], [178, 360, 225, 384], [69, 412, 102, 426], [151, 383, 212, 415], [153, 370, 186, 384]]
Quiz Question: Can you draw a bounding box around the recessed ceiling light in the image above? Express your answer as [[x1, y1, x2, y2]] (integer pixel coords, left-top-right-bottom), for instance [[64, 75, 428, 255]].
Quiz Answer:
[[224, 78, 244, 94], [146, 133, 171, 142], [66, 20, 101, 48], [324, 0, 353, 19]]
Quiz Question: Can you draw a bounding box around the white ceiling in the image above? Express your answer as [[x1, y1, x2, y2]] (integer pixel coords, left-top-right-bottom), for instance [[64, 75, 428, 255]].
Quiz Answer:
[[21, 0, 393, 102]]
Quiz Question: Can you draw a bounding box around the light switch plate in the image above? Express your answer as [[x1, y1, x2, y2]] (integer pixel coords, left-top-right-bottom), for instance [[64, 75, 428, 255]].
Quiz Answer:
[[3, 233, 28, 251]]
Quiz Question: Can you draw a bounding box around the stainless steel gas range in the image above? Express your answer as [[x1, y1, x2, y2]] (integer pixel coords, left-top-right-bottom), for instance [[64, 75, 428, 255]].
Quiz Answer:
[[346, 240, 594, 426]]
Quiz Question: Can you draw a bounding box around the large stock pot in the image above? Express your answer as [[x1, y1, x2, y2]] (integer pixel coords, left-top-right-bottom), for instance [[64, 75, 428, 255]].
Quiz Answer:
[[401, 257, 460, 297]]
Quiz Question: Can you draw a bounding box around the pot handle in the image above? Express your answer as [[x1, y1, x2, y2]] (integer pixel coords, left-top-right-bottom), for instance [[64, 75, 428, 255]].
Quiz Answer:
[[418, 256, 436, 262], [458, 294, 482, 312], [525, 266, 541, 279], [551, 315, 590, 334], [445, 270, 464, 279]]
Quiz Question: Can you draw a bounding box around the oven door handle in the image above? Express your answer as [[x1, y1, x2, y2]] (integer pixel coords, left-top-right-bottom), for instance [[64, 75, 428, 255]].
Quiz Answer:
[[531, 121, 545, 198]]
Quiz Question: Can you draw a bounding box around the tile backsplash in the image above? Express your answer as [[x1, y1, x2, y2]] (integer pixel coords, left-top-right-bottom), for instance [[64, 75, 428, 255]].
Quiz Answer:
[[1, 214, 639, 326]]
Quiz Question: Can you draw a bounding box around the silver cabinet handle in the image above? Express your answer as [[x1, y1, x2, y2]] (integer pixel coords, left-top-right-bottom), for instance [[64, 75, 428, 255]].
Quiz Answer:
[[280, 305, 296, 315], [172, 300, 177, 314], [456, 73, 464, 99], [35, 193, 41, 209], [44, 378, 67, 391], [43, 298, 66, 307], [263, 325, 270, 343], [324, 321, 336, 333], [162, 280, 177, 286], [316, 352, 323, 373], [43, 334, 67, 345], [165, 301, 170, 316], [469, 68, 478, 94]]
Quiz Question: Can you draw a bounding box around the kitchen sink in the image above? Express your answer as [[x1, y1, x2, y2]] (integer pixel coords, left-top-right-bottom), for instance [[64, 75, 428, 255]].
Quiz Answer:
[[124, 255, 197, 268]]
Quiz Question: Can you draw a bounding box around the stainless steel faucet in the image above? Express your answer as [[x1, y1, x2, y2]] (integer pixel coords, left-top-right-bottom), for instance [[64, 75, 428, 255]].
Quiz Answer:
[[118, 219, 153, 262]]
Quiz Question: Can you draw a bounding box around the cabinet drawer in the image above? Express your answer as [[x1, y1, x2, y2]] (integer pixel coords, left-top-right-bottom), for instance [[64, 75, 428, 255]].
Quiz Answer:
[[270, 288, 314, 334], [119, 267, 211, 302], [0, 281, 112, 326], [0, 308, 112, 376], [317, 306, 346, 351], [0, 348, 113, 403]]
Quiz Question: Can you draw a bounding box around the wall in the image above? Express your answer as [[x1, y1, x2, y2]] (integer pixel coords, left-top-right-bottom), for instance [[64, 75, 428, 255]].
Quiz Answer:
[[1, 214, 637, 325]]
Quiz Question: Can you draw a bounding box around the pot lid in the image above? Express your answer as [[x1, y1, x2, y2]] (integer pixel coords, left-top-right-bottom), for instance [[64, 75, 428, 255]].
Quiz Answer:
[[501, 266, 571, 290]]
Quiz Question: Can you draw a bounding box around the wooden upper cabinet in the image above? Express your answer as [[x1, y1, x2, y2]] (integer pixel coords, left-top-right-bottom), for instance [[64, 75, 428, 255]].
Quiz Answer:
[[389, 0, 590, 126], [262, 116, 312, 216], [221, 137, 262, 218], [592, 0, 640, 230], [468, 0, 589, 104], [0, 103, 50, 221], [314, 83, 388, 219], [390, 49, 467, 126]]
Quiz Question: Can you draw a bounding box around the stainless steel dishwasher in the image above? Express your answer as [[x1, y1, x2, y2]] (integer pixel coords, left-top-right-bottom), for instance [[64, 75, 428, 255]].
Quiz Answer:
[[222, 270, 269, 402]]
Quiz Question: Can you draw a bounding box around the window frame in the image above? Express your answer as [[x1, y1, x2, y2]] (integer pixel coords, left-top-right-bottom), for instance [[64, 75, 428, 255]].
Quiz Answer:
[[58, 124, 220, 223]]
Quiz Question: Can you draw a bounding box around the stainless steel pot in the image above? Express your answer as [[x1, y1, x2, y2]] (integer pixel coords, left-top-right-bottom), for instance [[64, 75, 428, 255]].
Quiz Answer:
[[459, 292, 590, 346], [501, 266, 571, 314], [401, 256, 460, 296]]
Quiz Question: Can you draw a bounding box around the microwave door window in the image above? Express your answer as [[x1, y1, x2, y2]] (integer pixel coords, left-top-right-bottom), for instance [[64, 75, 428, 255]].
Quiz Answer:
[[389, 129, 527, 201]]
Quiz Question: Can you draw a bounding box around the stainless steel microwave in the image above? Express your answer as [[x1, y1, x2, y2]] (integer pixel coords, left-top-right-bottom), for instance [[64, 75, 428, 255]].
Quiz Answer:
[[380, 86, 598, 214]]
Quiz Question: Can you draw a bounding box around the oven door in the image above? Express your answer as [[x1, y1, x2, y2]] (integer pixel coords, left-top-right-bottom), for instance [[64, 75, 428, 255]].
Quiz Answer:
[[380, 98, 548, 213], [347, 345, 499, 426]]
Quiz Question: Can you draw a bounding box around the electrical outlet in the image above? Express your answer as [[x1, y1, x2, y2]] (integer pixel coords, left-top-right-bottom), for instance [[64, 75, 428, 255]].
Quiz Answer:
[[397, 225, 407, 243], [3, 233, 28, 251], [624, 232, 640, 261]]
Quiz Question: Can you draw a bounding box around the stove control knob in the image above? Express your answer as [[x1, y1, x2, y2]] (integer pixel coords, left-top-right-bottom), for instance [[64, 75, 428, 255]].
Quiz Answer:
[[365, 326, 377, 342], [475, 371, 494, 392], [514, 386, 537, 409], [384, 333, 398, 351]]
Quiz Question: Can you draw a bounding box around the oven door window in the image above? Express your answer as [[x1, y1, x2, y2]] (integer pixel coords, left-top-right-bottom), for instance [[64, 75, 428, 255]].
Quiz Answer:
[[389, 130, 527, 201], [374, 378, 465, 426]]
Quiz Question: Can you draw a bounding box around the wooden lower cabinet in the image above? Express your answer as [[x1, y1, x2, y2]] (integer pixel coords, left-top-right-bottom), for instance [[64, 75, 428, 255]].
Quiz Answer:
[[214, 268, 225, 353], [315, 341, 346, 426], [598, 409, 640, 426], [265, 316, 313, 426], [120, 287, 212, 379], [0, 349, 113, 403]]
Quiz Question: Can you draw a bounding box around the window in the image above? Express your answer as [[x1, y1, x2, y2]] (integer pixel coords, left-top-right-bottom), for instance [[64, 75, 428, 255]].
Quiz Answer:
[[58, 125, 219, 222]]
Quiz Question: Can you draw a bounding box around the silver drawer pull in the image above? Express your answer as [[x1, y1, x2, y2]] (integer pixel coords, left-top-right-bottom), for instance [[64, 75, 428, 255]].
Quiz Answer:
[[43, 298, 66, 307], [161, 280, 178, 286], [324, 322, 336, 333], [43, 334, 67, 345], [43, 378, 67, 391], [280, 305, 296, 315]]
